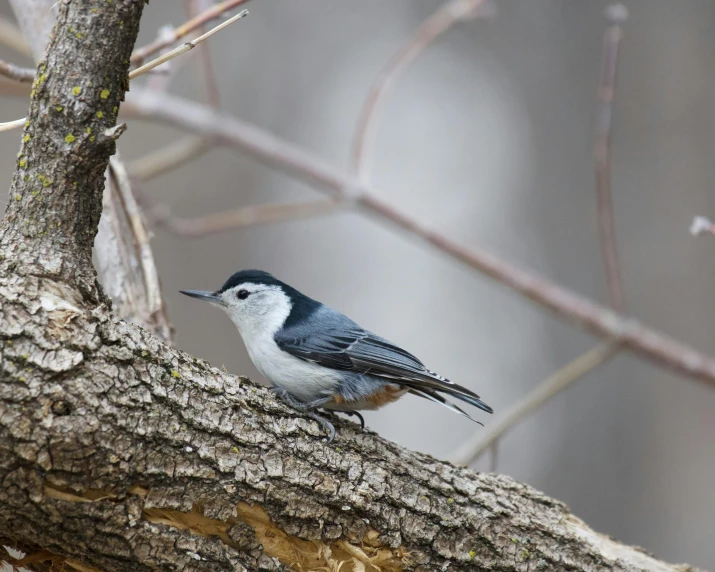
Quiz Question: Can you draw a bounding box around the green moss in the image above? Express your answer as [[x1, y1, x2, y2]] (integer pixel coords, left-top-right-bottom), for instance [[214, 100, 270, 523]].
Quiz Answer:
[[55, 105, 63, 112], [170, 369, 180, 379], [100, 89, 110, 99], [64, 134, 75, 144], [232, 446, 239, 454], [14, 195, 20, 201], [468, 550, 476, 560], [76, 32, 83, 39], [86, 127, 92, 134], [23, 135, 30, 142], [112, 106, 118, 114], [447, 498, 454, 504], [96, 111, 104, 118], [72, 86, 81, 96], [89, 135, 95, 142], [24, 120, 30, 128], [18, 159, 26, 168]]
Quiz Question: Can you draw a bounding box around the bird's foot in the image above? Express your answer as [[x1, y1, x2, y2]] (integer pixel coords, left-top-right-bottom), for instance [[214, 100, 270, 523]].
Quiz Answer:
[[270, 388, 335, 442], [341, 410, 365, 430]]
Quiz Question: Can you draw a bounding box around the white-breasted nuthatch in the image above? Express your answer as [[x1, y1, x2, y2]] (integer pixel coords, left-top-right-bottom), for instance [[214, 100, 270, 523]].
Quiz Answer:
[[181, 270, 492, 442]]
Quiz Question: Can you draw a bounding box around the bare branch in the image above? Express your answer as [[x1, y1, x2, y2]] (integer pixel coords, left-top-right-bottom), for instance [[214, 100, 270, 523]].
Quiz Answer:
[[450, 341, 621, 466], [129, 9, 248, 80], [594, 4, 629, 311], [0, 117, 26, 132], [131, 0, 251, 64], [0, 7, 250, 131], [127, 135, 212, 181], [141, 196, 342, 237], [123, 88, 715, 390], [106, 156, 173, 341], [188, 0, 223, 108], [0, 59, 34, 83], [457, 3, 631, 468], [351, 0, 494, 180]]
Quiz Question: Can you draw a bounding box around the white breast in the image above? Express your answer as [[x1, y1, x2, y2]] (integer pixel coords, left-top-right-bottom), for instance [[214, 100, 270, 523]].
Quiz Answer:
[[221, 284, 341, 403], [244, 333, 341, 402]]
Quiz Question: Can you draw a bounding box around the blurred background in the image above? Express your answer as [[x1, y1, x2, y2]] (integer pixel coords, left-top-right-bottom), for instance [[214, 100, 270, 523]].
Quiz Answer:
[[1, 0, 714, 569]]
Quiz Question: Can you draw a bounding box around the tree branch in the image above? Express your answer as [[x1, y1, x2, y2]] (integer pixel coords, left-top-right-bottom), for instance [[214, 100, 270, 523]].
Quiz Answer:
[[0, 59, 34, 83], [141, 195, 342, 237], [0, 3, 703, 570], [131, 0, 251, 65], [351, 0, 494, 180], [594, 4, 628, 312], [122, 89, 715, 391], [450, 341, 621, 466]]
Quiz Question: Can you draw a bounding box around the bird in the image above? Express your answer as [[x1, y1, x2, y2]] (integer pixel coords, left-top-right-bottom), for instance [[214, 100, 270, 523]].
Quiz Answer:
[[180, 269, 492, 443]]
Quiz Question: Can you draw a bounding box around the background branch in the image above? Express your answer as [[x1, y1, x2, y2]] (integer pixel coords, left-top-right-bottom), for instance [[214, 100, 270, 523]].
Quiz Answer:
[[122, 89, 715, 390], [0, 59, 33, 83], [131, 0, 251, 65], [141, 195, 342, 237], [351, 0, 494, 181], [594, 4, 628, 312], [450, 340, 621, 466]]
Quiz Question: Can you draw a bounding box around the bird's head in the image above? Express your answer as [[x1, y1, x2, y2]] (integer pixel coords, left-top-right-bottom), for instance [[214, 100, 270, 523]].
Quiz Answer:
[[180, 269, 313, 338]]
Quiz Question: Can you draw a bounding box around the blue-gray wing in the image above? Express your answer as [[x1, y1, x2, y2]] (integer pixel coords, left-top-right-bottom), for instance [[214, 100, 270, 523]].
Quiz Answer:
[[275, 306, 492, 414]]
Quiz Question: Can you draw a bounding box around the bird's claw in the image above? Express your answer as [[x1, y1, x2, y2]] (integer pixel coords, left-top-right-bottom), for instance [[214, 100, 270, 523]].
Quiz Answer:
[[342, 410, 365, 430], [271, 388, 335, 443]]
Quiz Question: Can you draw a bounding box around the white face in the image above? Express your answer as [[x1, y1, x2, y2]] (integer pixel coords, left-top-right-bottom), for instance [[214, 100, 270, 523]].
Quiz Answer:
[[215, 282, 292, 341]]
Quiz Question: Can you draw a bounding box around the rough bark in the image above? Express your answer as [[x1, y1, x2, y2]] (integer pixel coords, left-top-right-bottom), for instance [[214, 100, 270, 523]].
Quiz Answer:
[[9, 0, 173, 344], [0, 2, 702, 572]]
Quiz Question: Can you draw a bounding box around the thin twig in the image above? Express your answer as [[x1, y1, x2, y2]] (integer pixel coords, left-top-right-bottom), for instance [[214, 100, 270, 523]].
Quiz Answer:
[[121, 89, 715, 390], [127, 0, 223, 182], [457, 3, 631, 467], [141, 197, 342, 237], [450, 341, 621, 467], [128, 136, 213, 181], [0, 9, 249, 131], [107, 156, 173, 342], [0, 59, 34, 83], [0, 117, 27, 132], [128, 9, 249, 80], [131, 0, 250, 64], [594, 4, 628, 312], [188, 0, 223, 108], [351, 0, 494, 181]]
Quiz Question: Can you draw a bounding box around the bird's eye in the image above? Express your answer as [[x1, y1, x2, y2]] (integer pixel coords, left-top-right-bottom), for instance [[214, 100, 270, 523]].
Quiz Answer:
[[237, 289, 250, 300]]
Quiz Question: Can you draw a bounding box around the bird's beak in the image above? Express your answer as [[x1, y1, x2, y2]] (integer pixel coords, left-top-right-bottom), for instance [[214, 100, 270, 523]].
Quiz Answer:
[[179, 290, 225, 306]]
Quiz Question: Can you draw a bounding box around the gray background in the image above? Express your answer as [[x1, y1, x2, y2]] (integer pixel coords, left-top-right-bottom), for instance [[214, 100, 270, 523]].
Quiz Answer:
[[1, 1, 714, 569]]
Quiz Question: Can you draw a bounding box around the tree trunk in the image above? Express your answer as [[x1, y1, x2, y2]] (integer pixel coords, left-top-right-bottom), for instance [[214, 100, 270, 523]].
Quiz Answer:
[[0, 2, 701, 571]]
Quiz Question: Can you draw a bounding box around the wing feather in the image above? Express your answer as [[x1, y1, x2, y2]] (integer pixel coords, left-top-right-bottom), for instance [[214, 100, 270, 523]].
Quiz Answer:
[[275, 315, 492, 415]]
